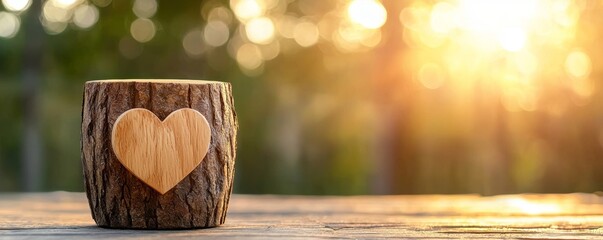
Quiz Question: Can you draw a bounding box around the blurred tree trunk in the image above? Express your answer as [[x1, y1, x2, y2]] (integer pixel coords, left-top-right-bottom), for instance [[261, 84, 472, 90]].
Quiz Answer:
[[371, 0, 416, 194], [21, 1, 44, 191]]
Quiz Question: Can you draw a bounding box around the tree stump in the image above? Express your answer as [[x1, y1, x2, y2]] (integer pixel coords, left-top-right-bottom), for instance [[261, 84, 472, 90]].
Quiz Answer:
[[80, 80, 238, 229]]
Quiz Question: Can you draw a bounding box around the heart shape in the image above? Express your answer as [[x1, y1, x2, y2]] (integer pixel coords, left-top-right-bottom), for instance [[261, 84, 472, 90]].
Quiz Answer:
[[111, 108, 211, 194]]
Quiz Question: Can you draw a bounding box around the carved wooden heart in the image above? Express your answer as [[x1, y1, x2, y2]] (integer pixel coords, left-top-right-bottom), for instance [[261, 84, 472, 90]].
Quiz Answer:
[[111, 108, 211, 194]]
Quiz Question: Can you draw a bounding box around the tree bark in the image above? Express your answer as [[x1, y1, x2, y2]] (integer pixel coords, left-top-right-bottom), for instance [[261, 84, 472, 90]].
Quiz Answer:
[[80, 80, 237, 229]]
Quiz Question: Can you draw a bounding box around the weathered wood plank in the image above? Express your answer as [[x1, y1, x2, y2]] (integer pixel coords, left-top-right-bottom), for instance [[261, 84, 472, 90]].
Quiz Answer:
[[1, 193, 603, 239]]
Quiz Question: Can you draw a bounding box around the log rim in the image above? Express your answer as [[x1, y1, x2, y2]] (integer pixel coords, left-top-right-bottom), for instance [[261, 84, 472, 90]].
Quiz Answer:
[[86, 79, 225, 84]]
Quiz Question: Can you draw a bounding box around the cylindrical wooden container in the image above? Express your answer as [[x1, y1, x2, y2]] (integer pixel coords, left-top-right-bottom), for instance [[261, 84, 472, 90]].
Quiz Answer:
[[80, 79, 237, 229]]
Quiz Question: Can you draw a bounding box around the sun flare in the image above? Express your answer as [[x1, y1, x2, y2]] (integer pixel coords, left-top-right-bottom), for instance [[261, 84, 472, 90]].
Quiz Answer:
[[348, 0, 387, 29], [401, 0, 592, 112]]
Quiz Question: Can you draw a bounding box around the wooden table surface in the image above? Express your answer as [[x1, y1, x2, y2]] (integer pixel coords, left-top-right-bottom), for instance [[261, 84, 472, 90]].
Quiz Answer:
[[2, 192, 603, 239]]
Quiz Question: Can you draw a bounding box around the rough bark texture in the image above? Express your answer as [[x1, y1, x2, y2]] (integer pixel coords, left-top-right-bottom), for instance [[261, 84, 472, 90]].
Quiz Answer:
[[80, 80, 237, 229]]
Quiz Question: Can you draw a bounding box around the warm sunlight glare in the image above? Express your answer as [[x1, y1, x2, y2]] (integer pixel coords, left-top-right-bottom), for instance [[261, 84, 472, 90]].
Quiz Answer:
[[231, 0, 264, 22], [1, 0, 31, 12], [54, 0, 81, 9], [400, 0, 591, 112], [505, 198, 563, 215], [565, 50, 592, 79], [0, 11, 19, 38], [429, 2, 455, 34], [498, 27, 527, 52], [236, 43, 263, 70], [73, 4, 99, 29], [42, 1, 69, 22], [294, 21, 320, 47], [455, 0, 539, 51], [347, 0, 387, 29], [245, 17, 275, 44], [419, 63, 446, 89]]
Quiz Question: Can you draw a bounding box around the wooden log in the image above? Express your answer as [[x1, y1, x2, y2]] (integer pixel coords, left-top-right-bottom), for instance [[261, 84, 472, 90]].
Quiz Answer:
[[80, 80, 238, 229]]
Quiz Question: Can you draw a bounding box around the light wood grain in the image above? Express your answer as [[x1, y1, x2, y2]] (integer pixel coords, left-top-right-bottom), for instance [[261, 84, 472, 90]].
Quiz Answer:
[[81, 80, 237, 229], [87, 79, 220, 84], [111, 108, 211, 194], [2, 193, 603, 239]]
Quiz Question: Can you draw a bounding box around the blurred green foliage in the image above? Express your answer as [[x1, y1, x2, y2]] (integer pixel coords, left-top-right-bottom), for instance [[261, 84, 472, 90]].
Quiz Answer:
[[0, 0, 376, 194], [1, 0, 603, 195]]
